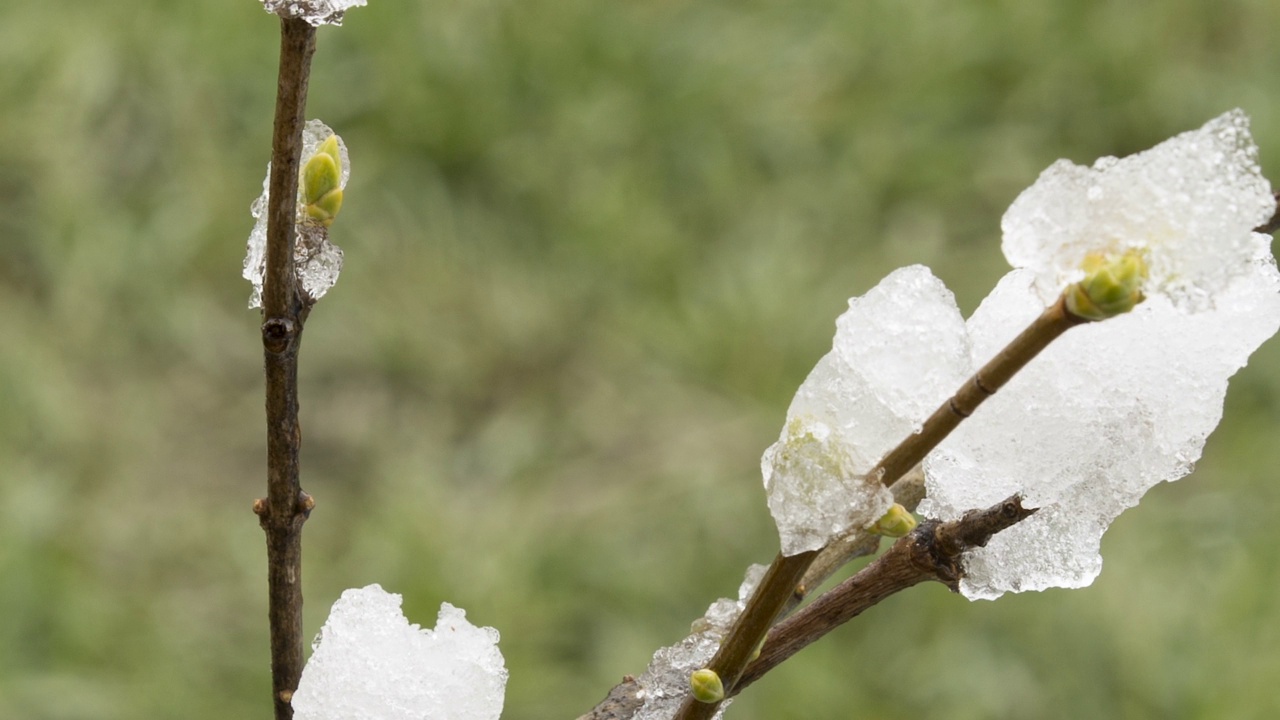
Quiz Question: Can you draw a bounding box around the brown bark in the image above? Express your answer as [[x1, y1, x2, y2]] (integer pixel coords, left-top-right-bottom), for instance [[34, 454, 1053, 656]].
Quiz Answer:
[[252, 17, 318, 720]]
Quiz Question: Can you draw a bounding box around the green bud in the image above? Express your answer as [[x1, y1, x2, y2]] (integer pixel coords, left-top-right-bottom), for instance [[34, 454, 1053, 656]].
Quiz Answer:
[[301, 135, 344, 227], [304, 187, 344, 227], [871, 503, 917, 538], [1065, 249, 1147, 321], [689, 668, 725, 704]]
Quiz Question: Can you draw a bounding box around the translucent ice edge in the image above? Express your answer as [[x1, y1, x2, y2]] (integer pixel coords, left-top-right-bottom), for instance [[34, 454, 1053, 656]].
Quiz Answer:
[[292, 584, 508, 720], [261, 0, 368, 27], [761, 266, 969, 556], [243, 119, 347, 309]]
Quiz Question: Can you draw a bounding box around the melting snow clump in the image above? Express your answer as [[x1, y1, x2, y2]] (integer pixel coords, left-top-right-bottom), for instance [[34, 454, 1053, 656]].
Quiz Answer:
[[261, 0, 367, 26], [292, 584, 507, 720], [1002, 109, 1274, 310], [244, 119, 347, 309], [761, 266, 970, 555]]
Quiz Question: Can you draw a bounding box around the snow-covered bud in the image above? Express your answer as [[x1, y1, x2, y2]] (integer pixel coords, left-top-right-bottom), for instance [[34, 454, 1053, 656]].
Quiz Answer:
[[1065, 249, 1147, 321]]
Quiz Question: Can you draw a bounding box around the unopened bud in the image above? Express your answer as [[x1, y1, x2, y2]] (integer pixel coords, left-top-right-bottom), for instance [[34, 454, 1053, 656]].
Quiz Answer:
[[301, 135, 344, 227], [1065, 249, 1147, 321], [871, 503, 917, 538], [689, 668, 725, 704]]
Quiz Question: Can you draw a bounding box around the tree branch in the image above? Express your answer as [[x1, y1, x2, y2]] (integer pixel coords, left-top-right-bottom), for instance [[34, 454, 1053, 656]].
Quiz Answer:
[[251, 17, 318, 720], [734, 496, 1036, 693], [669, 296, 1085, 720]]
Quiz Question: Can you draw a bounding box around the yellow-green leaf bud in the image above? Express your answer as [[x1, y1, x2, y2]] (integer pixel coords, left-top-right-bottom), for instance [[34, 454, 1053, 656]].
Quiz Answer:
[[301, 135, 344, 226], [305, 187, 344, 227], [690, 668, 725, 704], [1065, 249, 1148, 321], [871, 503, 917, 538]]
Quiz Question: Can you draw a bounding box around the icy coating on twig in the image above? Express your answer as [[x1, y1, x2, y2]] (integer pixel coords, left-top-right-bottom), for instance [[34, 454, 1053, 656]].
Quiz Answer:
[[632, 565, 767, 720], [761, 266, 969, 556], [243, 119, 347, 309], [261, 0, 367, 27], [292, 585, 508, 720], [1002, 109, 1274, 310]]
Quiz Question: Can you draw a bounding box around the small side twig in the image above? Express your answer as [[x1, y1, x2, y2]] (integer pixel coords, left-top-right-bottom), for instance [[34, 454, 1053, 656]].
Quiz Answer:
[[252, 17, 318, 720], [733, 496, 1036, 694]]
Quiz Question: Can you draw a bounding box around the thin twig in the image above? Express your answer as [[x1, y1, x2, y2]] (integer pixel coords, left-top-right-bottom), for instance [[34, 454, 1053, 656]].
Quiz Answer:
[[733, 496, 1036, 693], [251, 17, 318, 720], [670, 295, 1086, 720]]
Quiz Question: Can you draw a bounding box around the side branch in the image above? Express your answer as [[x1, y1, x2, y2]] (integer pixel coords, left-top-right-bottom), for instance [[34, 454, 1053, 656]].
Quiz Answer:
[[256, 17, 318, 720], [733, 496, 1036, 693]]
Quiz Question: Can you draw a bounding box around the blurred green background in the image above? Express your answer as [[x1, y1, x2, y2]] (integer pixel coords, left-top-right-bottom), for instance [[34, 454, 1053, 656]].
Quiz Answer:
[[3, 1, 1280, 718]]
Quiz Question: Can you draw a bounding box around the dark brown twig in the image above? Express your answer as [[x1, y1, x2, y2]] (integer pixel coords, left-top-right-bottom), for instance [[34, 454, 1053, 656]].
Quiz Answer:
[[252, 17, 318, 720], [734, 496, 1036, 693]]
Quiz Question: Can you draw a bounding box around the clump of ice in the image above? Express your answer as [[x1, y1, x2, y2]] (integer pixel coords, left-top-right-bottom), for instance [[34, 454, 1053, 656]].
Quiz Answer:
[[292, 585, 508, 720], [1002, 109, 1275, 310], [243, 119, 347, 309], [917, 111, 1280, 599], [921, 239, 1280, 599], [762, 266, 970, 556], [633, 565, 767, 720], [261, 0, 367, 27]]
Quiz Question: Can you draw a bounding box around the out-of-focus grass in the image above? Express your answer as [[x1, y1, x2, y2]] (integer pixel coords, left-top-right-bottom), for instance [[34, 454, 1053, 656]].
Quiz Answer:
[[2, 1, 1280, 718]]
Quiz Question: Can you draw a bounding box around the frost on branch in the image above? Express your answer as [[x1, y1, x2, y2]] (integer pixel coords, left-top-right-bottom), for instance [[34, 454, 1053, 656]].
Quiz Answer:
[[243, 119, 347, 309], [1002, 109, 1274, 310], [260, 0, 367, 27], [633, 565, 767, 720], [762, 266, 969, 556], [920, 110, 1280, 600], [292, 585, 508, 720]]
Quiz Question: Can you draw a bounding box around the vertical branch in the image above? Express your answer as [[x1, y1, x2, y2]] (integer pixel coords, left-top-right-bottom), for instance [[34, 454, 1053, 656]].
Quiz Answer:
[[252, 17, 318, 720]]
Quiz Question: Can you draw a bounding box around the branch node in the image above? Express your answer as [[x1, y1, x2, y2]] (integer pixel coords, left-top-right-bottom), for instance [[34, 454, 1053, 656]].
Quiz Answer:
[[253, 497, 269, 517], [298, 491, 316, 516], [262, 317, 296, 354]]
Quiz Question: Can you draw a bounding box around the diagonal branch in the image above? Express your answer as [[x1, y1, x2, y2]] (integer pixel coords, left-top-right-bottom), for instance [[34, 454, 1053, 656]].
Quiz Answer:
[[251, 17, 318, 720], [733, 496, 1036, 693]]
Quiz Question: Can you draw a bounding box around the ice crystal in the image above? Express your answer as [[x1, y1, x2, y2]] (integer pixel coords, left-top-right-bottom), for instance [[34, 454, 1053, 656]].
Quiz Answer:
[[260, 0, 367, 27]]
